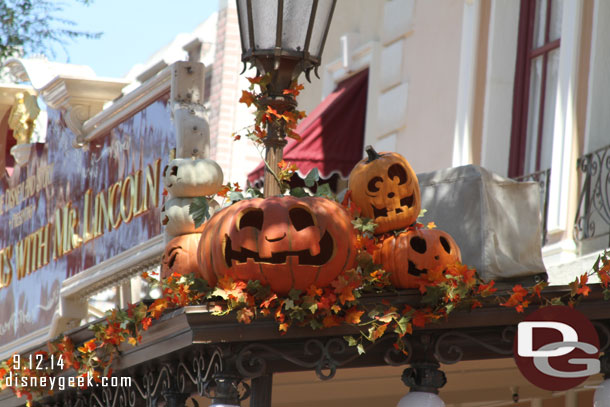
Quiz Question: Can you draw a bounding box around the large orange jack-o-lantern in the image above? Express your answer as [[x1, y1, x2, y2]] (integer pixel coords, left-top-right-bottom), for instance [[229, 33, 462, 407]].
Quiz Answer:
[[374, 228, 461, 289], [348, 146, 421, 234], [198, 196, 357, 295], [161, 234, 202, 279]]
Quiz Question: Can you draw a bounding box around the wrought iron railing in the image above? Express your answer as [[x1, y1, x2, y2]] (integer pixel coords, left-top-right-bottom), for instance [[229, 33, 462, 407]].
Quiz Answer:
[[574, 144, 610, 243], [512, 168, 551, 246]]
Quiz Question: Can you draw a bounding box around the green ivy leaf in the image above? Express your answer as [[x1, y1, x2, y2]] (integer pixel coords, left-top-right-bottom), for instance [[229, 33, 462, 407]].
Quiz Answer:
[[284, 298, 295, 310], [356, 343, 365, 355], [421, 285, 443, 306], [351, 217, 377, 235], [189, 197, 211, 228], [288, 288, 302, 300], [315, 183, 333, 198], [344, 336, 358, 347], [247, 187, 264, 198], [310, 319, 324, 330], [394, 315, 410, 335], [229, 191, 245, 202], [604, 289, 610, 301], [290, 187, 309, 197], [304, 168, 320, 187]]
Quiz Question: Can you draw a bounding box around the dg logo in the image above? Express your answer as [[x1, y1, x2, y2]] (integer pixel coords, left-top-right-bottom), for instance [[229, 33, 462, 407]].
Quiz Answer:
[[514, 305, 600, 391]]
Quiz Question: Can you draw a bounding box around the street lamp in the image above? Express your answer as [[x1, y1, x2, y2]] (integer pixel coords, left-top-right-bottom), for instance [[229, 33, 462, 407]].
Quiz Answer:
[[236, 0, 337, 196]]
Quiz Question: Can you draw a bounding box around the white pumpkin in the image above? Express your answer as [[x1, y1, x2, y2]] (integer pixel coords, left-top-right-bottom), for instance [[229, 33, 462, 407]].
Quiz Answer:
[[161, 197, 219, 237], [162, 158, 223, 198]]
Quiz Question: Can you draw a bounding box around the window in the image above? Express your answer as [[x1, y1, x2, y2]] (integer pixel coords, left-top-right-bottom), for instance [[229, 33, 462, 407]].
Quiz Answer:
[[509, 0, 563, 177]]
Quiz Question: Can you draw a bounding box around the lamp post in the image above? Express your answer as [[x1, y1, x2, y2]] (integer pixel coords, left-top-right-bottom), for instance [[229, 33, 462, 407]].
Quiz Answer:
[[236, 0, 337, 197]]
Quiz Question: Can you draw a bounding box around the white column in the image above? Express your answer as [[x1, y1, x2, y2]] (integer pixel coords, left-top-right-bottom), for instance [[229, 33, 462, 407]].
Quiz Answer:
[[480, 0, 520, 176], [547, 0, 583, 233], [452, 0, 481, 167]]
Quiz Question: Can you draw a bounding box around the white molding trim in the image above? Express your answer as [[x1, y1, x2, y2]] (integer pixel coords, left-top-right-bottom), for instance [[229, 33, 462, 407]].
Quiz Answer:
[[452, 0, 481, 167], [82, 67, 171, 146], [0, 327, 50, 360], [547, 0, 583, 232], [61, 234, 164, 301]]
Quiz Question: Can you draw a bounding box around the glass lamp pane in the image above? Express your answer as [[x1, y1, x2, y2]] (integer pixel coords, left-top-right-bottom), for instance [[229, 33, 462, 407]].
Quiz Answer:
[[281, 0, 313, 52], [539, 49, 560, 172], [309, 0, 334, 58], [533, 0, 547, 48], [251, 0, 279, 50], [237, 0, 250, 52], [524, 56, 543, 175], [549, 0, 563, 41], [397, 392, 446, 407]]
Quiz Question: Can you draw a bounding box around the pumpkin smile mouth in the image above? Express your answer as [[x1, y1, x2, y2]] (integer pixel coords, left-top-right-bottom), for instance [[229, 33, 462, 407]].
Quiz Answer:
[[224, 231, 334, 266], [372, 193, 414, 218], [408, 260, 426, 276]]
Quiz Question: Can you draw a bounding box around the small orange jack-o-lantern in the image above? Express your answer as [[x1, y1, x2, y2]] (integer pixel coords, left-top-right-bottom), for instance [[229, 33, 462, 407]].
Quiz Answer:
[[198, 196, 357, 295], [348, 146, 421, 234], [161, 234, 202, 279], [374, 228, 461, 289]]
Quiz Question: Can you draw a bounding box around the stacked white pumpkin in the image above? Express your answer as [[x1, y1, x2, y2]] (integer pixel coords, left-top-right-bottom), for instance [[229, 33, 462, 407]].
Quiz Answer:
[[160, 157, 223, 278]]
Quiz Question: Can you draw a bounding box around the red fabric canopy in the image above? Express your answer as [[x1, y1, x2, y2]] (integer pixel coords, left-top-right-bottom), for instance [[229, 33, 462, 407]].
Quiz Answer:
[[247, 68, 368, 185]]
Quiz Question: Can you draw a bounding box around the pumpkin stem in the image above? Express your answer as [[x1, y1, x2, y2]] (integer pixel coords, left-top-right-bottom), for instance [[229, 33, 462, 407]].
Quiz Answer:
[[365, 145, 381, 162]]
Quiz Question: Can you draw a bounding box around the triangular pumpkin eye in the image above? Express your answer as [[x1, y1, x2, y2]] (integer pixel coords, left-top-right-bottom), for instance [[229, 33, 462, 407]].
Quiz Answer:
[[440, 236, 452, 254], [289, 207, 315, 231], [388, 164, 407, 185], [410, 236, 427, 253], [239, 209, 263, 230]]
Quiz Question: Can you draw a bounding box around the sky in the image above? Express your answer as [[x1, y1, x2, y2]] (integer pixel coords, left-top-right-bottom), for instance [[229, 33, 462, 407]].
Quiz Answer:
[[58, 0, 219, 78]]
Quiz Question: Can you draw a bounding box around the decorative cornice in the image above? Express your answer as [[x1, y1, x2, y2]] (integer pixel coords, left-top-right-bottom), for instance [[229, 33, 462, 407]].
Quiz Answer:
[[40, 76, 128, 144]]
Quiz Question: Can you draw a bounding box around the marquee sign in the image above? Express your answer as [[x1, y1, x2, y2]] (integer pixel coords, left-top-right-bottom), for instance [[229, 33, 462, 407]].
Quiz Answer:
[[0, 95, 173, 344]]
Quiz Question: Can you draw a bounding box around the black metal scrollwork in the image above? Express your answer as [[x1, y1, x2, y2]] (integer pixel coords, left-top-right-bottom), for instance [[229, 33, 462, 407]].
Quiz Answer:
[[434, 327, 515, 365], [574, 144, 610, 242]]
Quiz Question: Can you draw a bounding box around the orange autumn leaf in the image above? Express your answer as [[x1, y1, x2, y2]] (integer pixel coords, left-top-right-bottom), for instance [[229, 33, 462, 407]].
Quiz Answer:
[[283, 83, 304, 96], [148, 298, 170, 319], [322, 314, 342, 328], [471, 300, 483, 310], [128, 337, 137, 346], [577, 274, 591, 296], [279, 322, 290, 333], [141, 317, 152, 331], [247, 76, 263, 85], [345, 308, 365, 324], [239, 90, 256, 107], [237, 308, 254, 324], [370, 323, 388, 340], [427, 222, 436, 229], [412, 311, 430, 328]]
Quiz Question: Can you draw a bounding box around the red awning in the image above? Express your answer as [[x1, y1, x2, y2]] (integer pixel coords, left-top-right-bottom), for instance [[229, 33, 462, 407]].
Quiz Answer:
[[247, 68, 368, 185]]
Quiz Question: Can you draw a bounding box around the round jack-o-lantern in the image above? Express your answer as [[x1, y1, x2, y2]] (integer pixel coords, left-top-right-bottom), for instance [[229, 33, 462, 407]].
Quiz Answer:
[[374, 228, 461, 289], [348, 146, 421, 234], [198, 196, 357, 295], [161, 234, 201, 279], [162, 158, 223, 198]]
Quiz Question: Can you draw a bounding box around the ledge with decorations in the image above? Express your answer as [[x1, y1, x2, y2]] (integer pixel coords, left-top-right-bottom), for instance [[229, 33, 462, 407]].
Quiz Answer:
[[1, 70, 610, 407]]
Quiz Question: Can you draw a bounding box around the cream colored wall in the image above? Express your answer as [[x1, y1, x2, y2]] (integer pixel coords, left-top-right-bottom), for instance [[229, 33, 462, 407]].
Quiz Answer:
[[399, 0, 464, 173], [298, 0, 465, 175]]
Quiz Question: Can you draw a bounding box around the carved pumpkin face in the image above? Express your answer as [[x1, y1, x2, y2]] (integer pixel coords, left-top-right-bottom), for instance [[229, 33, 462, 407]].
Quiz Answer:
[[198, 196, 357, 295], [161, 234, 201, 279], [348, 146, 421, 234], [374, 228, 461, 289]]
